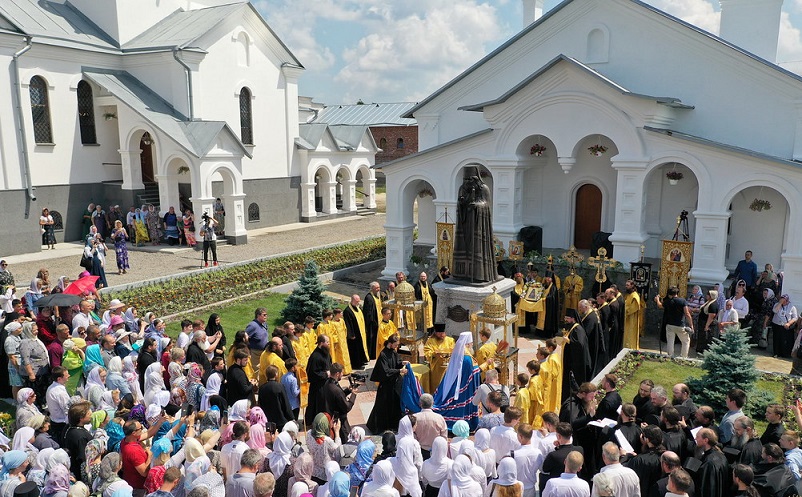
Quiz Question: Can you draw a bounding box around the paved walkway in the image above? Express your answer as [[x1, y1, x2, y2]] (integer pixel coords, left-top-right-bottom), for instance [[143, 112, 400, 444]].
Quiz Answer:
[[3, 214, 387, 292]]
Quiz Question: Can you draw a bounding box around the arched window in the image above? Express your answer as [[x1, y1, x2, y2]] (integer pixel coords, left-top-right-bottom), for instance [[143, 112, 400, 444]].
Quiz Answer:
[[29, 76, 53, 144], [239, 87, 253, 145], [248, 202, 260, 222], [50, 210, 63, 231], [379, 137, 387, 149], [77, 81, 97, 145], [397, 138, 404, 149]]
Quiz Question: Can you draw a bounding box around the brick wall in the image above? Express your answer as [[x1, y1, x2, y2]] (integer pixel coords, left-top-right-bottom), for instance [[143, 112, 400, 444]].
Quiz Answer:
[[371, 125, 418, 164]]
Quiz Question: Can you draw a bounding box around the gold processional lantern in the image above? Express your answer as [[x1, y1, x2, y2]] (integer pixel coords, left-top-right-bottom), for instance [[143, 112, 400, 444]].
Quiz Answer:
[[386, 280, 426, 361], [470, 287, 519, 387]]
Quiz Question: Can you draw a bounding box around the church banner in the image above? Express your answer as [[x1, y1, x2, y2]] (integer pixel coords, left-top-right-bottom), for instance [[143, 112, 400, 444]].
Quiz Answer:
[[658, 240, 693, 298], [630, 262, 653, 301], [436, 222, 454, 272]]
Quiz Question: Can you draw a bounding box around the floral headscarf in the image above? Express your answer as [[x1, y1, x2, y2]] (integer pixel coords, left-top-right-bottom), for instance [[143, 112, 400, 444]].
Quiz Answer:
[[247, 407, 267, 428], [293, 453, 314, 485], [199, 407, 220, 432], [187, 363, 203, 384], [43, 463, 71, 495], [16, 388, 34, 407], [312, 413, 330, 445], [84, 439, 105, 484]]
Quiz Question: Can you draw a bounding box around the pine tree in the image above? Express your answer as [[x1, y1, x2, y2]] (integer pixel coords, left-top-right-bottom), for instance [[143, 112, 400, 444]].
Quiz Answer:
[[687, 327, 759, 417], [281, 260, 335, 324]]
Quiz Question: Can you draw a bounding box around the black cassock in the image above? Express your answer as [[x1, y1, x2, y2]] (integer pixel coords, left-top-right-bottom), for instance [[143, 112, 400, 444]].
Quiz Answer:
[[753, 461, 795, 497], [562, 323, 591, 403], [582, 309, 606, 377], [626, 449, 663, 497], [306, 346, 332, 419], [366, 346, 403, 434], [362, 292, 380, 360], [539, 284, 561, 338], [607, 299, 622, 356], [560, 395, 597, 480], [343, 304, 369, 370], [692, 449, 729, 497]]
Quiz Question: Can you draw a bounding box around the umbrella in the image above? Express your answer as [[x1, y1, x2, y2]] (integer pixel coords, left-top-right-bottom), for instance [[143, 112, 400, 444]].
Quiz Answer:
[[63, 275, 100, 295], [34, 293, 83, 308]]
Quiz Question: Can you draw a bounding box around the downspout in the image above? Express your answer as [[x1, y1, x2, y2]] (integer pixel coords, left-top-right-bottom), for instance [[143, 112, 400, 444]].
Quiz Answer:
[[172, 47, 194, 121], [12, 36, 33, 216]]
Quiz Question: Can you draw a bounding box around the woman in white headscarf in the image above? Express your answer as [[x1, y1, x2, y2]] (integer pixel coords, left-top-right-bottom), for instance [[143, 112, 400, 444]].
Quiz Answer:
[[122, 355, 143, 401], [473, 428, 497, 478], [12, 426, 38, 459], [363, 460, 400, 497], [316, 461, 342, 497], [269, 431, 294, 480], [28, 447, 54, 491], [485, 457, 522, 497], [105, 357, 130, 396], [437, 454, 482, 497], [143, 362, 166, 406], [459, 441, 488, 495], [84, 367, 107, 406], [422, 437, 452, 497], [392, 414, 423, 497], [15, 387, 42, 430], [289, 482, 310, 497], [200, 372, 221, 412]]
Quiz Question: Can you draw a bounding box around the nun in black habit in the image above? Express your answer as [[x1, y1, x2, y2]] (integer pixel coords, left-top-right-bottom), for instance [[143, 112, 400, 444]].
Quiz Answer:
[[366, 333, 407, 434], [562, 309, 591, 404]]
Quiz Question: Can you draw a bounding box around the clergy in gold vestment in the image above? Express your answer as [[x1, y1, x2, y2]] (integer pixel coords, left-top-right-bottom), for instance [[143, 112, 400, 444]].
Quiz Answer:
[[623, 280, 643, 349], [423, 329, 455, 393], [331, 309, 352, 374], [376, 307, 399, 358], [541, 340, 563, 414], [343, 294, 369, 369], [258, 337, 288, 385], [317, 310, 351, 373], [414, 272, 435, 332], [291, 330, 310, 369], [514, 372, 531, 424], [475, 328, 497, 379], [526, 361, 545, 428], [563, 270, 584, 313]]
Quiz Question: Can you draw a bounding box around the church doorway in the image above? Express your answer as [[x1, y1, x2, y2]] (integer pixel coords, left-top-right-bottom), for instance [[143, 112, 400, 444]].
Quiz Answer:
[[574, 183, 602, 249], [726, 185, 787, 270], [140, 133, 155, 183]]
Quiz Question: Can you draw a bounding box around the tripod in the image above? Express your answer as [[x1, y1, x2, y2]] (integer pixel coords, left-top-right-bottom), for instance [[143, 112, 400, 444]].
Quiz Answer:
[[672, 210, 690, 241]]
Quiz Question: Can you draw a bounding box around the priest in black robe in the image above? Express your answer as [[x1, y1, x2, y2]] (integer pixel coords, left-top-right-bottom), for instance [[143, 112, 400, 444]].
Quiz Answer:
[[306, 334, 333, 419], [608, 403, 642, 454], [625, 425, 665, 497], [562, 310, 591, 403], [362, 282, 382, 360], [606, 288, 623, 356], [343, 295, 369, 370], [580, 299, 606, 377], [692, 428, 729, 497], [537, 272, 561, 338], [753, 443, 795, 497], [366, 334, 407, 434], [560, 382, 599, 480]]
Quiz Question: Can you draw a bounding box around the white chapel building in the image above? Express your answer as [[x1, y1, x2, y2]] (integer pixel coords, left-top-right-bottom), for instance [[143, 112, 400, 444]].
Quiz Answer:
[[382, 0, 802, 302], [0, 0, 376, 256]]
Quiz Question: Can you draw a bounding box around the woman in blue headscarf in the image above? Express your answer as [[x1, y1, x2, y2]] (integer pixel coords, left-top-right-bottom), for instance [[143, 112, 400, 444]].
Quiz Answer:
[[328, 471, 351, 497], [0, 450, 30, 497], [346, 439, 376, 490], [83, 344, 104, 375], [105, 418, 124, 453]]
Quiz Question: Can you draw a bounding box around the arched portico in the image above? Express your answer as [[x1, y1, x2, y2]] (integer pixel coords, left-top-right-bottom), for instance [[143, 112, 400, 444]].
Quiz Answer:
[[120, 127, 159, 191], [356, 165, 377, 209], [193, 162, 247, 244], [336, 166, 355, 213]]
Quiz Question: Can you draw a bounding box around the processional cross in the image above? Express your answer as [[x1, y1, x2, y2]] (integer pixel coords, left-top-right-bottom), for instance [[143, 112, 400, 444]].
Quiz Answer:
[[587, 247, 617, 283], [561, 246, 585, 270]]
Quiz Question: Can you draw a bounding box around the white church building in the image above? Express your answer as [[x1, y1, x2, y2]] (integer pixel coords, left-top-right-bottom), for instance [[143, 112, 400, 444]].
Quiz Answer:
[[382, 0, 802, 302], [0, 0, 376, 256]]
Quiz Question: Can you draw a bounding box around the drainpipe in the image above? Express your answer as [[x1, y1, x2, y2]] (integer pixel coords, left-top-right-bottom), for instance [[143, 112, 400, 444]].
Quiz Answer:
[[172, 48, 194, 121], [12, 36, 34, 216]]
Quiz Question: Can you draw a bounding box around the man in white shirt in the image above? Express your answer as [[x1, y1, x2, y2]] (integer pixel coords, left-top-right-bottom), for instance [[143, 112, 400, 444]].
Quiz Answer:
[[71, 299, 94, 333], [221, 421, 251, 482], [514, 423, 544, 497], [45, 366, 71, 444], [593, 442, 640, 497], [490, 406, 523, 463], [226, 449, 262, 497], [543, 450, 590, 497], [731, 286, 749, 321], [538, 412, 561, 456]]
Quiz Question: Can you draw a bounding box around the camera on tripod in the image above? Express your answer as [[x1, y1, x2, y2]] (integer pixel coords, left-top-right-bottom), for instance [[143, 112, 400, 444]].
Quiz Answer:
[[348, 372, 367, 390]]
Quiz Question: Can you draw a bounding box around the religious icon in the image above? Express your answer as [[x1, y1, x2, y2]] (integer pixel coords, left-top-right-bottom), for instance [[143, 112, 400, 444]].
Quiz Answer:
[[509, 241, 524, 260], [659, 240, 693, 298], [493, 236, 506, 261]]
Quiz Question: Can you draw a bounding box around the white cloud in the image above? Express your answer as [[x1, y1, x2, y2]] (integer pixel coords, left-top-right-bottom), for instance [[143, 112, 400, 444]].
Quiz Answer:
[[778, 11, 802, 65], [334, 2, 507, 103], [646, 0, 720, 34]]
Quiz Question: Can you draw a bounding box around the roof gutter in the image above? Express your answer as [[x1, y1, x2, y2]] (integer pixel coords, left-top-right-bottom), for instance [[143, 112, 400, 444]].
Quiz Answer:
[[12, 36, 34, 216], [172, 47, 194, 121]]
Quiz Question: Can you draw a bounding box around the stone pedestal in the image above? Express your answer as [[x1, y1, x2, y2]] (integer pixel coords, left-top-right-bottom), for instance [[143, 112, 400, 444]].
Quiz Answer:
[[432, 278, 516, 338]]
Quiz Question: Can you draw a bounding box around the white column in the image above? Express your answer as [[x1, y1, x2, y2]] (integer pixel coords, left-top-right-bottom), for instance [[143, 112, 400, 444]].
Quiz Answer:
[[119, 149, 144, 190], [191, 197, 215, 221], [363, 177, 377, 209], [608, 159, 649, 266], [323, 181, 337, 215], [689, 211, 730, 284], [489, 160, 526, 246], [343, 179, 357, 213], [225, 193, 248, 244], [301, 182, 316, 220], [155, 174, 179, 216], [382, 224, 415, 279], [781, 255, 802, 306]]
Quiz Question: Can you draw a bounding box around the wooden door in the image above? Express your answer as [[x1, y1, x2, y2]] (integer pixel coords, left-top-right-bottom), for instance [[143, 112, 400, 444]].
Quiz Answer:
[[140, 134, 154, 183], [574, 184, 602, 249]]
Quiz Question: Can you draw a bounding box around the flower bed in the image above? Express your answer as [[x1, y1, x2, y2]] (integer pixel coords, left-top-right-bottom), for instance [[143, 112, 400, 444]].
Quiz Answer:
[[106, 237, 386, 316]]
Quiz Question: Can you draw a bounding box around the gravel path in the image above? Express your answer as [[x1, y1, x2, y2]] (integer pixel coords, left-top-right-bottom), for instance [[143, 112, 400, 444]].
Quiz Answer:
[[4, 214, 387, 292]]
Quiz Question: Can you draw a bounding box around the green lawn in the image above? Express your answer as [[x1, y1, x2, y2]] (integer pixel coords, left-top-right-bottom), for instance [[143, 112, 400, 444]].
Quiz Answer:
[[164, 292, 289, 345], [617, 358, 783, 433]]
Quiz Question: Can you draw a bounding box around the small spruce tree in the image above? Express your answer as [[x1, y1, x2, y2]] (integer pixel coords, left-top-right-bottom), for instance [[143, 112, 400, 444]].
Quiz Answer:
[[687, 327, 759, 417], [281, 260, 335, 324]]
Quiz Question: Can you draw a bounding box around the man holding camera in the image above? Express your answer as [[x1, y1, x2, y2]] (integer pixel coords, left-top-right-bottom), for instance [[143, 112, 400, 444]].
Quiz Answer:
[[199, 212, 218, 267], [319, 362, 358, 440]]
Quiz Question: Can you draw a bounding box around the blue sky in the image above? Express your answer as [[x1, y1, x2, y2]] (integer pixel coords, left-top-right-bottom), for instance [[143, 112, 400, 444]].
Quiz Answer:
[[254, 0, 802, 105]]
